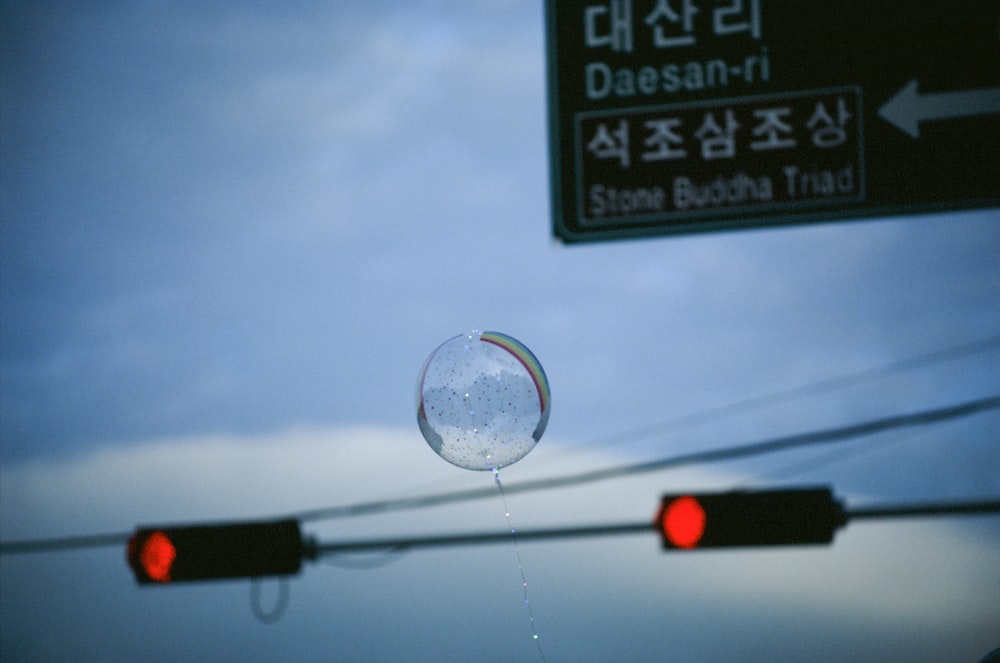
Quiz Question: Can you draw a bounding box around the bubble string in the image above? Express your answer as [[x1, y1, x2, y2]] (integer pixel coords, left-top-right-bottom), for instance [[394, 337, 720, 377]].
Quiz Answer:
[[416, 329, 551, 659], [493, 467, 547, 662]]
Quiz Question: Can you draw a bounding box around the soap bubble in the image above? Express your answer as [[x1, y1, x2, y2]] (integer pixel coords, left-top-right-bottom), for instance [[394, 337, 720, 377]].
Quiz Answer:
[[417, 330, 551, 471]]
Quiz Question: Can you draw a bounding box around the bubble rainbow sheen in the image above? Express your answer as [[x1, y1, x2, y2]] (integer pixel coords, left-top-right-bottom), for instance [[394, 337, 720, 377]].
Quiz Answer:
[[416, 330, 551, 471], [479, 331, 551, 417]]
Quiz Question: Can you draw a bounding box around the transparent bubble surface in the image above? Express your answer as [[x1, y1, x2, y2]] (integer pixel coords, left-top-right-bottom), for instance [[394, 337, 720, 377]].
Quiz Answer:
[[417, 330, 551, 471]]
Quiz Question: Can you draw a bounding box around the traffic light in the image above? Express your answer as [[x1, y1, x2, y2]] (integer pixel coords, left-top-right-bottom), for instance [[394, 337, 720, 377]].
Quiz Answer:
[[127, 519, 303, 584], [656, 487, 846, 550]]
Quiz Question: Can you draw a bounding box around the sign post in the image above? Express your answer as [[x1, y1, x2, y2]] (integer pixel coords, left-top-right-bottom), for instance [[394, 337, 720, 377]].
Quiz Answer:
[[546, 1, 1000, 243]]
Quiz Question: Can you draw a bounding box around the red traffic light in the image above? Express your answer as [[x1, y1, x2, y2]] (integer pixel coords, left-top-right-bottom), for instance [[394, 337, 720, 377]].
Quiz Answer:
[[127, 519, 303, 584], [660, 495, 707, 549], [133, 530, 177, 582], [656, 488, 846, 550]]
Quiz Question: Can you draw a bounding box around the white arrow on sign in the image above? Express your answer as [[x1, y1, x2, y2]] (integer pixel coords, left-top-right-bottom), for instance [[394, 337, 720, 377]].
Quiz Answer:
[[878, 79, 1000, 138]]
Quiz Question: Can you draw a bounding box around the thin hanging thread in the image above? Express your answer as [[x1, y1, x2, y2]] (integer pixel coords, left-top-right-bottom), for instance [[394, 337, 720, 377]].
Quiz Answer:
[[494, 468, 547, 662]]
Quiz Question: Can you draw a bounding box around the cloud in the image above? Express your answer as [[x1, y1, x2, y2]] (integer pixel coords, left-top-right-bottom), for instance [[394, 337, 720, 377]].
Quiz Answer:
[[3, 425, 999, 662], [3, 0, 998, 469]]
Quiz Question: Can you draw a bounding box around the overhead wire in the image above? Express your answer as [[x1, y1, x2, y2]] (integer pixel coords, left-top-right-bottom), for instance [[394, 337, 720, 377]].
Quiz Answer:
[[288, 394, 1000, 523], [561, 333, 1000, 455], [295, 333, 1000, 502], [751, 432, 908, 484], [321, 547, 410, 569], [307, 498, 1000, 555], [250, 577, 291, 624], [3, 394, 997, 555], [3, 393, 999, 555], [0, 531, 134, 554], [288, 334, 1000, 522]]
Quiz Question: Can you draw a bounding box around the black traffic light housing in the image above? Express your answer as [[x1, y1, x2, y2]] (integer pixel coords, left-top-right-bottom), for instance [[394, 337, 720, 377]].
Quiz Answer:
[[656, 487, 847, 550], [128, 519, 303, 584]]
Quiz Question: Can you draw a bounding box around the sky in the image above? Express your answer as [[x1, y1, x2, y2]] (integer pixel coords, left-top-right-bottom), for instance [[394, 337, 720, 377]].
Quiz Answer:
[[1, 2, 999, 662]]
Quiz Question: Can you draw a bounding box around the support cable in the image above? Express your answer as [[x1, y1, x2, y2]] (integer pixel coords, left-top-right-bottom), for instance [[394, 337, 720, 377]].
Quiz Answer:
[[293, 395, 1000, 523], [2, 395, 998, 556], [306, 498, 1000, 556]]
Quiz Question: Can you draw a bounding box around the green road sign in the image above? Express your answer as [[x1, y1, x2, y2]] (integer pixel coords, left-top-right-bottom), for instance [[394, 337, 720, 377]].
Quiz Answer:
[[546, 1, 1000, 243]]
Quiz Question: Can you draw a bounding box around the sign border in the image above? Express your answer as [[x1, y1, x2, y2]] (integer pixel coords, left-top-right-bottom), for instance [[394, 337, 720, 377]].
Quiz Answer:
[[571, 85, 866, 228]]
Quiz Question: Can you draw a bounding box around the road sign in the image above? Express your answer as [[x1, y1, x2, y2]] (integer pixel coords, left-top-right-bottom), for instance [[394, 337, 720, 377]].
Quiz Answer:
[[546, 1, 1000, 243]]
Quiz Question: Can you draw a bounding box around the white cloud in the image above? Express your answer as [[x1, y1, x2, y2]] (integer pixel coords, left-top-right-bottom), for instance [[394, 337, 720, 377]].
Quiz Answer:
[[3, 425, 998, 662]]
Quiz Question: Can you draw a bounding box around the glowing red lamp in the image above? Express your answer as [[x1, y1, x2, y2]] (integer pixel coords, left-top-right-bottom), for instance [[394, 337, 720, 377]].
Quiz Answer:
[[656, 488, 845, 550], [127, 519, 303, 584]]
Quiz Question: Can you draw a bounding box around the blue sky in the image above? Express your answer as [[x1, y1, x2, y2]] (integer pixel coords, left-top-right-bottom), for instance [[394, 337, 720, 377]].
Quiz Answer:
[[1, 2, 999, 661]]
